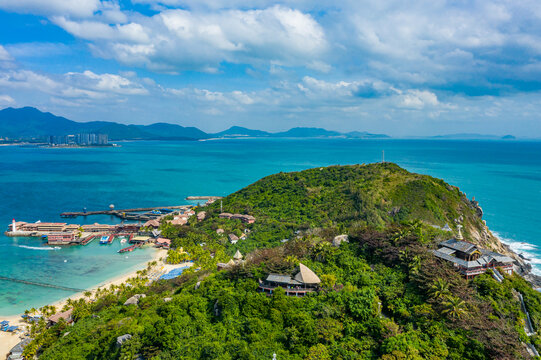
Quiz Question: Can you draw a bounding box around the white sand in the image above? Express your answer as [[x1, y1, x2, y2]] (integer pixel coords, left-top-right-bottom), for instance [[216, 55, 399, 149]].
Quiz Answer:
[[0, 248, 169, 359]]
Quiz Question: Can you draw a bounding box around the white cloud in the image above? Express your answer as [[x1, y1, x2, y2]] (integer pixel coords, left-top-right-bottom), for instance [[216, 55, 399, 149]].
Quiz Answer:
[[66, 70, 148, 95], [168, 87, 257, 108], [51, 5, 326, 72], [0, 68, 148, 105], [0, 94, 15, 106], [0, 0, 102, 18], [398, 90, 439, 109], [0, 46, 13, 61]]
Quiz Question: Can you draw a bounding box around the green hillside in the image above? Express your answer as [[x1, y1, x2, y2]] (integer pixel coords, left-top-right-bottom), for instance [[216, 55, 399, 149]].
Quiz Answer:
[[24, 164, 541, 360]]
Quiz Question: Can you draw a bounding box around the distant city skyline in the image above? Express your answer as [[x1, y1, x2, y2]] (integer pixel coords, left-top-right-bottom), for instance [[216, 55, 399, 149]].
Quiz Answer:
[[0, 1, 540, 136]]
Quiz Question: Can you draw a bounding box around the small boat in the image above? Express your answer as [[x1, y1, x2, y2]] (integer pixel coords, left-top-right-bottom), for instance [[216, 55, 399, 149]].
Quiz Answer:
[[99, 236, 109, 244], [120, 238, 127, 244], [53, 247, 61, 250]]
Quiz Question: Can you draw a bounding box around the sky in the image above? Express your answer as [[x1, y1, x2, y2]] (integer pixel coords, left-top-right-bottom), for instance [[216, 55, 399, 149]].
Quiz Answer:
[[0, 1, 540, 136]]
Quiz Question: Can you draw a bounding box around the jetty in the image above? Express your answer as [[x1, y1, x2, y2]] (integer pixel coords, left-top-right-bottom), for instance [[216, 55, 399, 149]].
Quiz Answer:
[[80, 235, 96, 246], [185, 196, 223, 200], [60, 205, 190, 219], [118, 244, 140, 253]]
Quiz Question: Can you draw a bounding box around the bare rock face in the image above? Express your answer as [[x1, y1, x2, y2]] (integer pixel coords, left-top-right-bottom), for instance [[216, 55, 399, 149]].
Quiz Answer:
[[333, 234, 349, 247], [465, 221, 541, 287], [470, 198, 484, 218]]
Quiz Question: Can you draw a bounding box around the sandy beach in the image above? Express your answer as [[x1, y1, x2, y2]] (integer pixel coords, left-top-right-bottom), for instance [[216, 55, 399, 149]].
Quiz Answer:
[[0, 248, 171, 359]]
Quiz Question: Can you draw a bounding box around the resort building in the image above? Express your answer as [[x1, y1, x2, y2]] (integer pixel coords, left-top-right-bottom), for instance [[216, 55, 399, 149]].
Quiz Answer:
[[81, 223, 116, 232], [219, 213, 233, 219], [117, 223, 140, 233], [219, 213, 256, 224], [48, 308, 73, 326], [30, 222, 67, 232], [197, 211, 207, 221], [228, 234, 239, 244], [233, 250, 243, 261], [432, 238, 514, 278], [47, 232, 76, 244], [258, 263, 321, 297], [156, 237, 171, 249], [143, 219, 160, 229]]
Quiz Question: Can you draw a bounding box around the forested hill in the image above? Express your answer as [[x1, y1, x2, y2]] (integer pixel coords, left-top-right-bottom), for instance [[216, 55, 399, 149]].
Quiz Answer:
[[215, 163, 499, 251], [25, 164, 541, 360]]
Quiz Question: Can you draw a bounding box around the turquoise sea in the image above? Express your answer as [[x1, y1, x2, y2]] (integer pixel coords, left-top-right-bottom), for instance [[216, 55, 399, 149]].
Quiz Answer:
[[1, 138, 541, 316]]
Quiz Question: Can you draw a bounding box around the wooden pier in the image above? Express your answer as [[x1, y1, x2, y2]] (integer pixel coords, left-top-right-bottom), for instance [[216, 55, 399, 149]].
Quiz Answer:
[[60, 205, 190, 219]]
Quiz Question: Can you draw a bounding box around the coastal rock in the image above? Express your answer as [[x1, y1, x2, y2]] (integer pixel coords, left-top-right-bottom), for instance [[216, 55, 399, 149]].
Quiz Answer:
[[470, 198, 484, 218], [124, 294, 146, 306]]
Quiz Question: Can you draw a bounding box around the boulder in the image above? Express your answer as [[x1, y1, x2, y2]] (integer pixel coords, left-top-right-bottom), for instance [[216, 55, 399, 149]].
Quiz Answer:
[[124, 294, 146, 306], [332, 234, 349, 247], [116, 334, 132, 347]]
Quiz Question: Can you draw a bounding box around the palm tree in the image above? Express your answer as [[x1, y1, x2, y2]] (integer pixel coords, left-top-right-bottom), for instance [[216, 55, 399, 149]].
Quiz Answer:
[[392, 229, 411, 245], [285, 255, 298, 266], [408, 255, 422, 276], [442, 296, 467, 320], [429, 279, 451, 301]]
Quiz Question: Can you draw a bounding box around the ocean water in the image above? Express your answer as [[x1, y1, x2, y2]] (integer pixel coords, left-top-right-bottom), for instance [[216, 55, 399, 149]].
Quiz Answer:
[[1, 139, 540, 315]]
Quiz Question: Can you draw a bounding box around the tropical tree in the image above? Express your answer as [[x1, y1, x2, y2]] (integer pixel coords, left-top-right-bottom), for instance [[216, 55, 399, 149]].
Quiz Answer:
[[429, 278, 451, 301], [408, 255, 422, 276], [442, 296, 467, 320]]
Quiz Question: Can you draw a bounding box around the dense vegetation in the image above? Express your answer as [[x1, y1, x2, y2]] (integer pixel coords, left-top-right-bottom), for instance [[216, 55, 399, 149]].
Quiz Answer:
[[25, 163, 541, 359]]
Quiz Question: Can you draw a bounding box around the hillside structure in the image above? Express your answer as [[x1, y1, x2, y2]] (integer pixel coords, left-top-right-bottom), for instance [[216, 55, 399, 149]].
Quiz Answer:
[[432, 238, 514, 279], [258, 263, 321, 297]]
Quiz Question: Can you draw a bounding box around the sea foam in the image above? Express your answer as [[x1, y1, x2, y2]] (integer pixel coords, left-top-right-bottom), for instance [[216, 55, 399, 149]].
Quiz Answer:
[[493, 231, 541, 276], [18, 245, 59, 251]]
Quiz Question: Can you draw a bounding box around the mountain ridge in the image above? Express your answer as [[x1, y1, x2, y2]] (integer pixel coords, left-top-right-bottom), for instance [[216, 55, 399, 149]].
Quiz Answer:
[[0, 107, 389, 141]]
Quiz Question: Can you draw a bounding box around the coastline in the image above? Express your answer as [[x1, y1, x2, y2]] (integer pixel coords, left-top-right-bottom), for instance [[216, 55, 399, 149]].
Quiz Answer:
[[0, 248, 169, 358]]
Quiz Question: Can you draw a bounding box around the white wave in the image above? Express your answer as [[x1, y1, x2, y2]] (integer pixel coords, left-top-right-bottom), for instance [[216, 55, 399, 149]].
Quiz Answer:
[[18, 245, 59, 251], [492, 231, 541, 276]]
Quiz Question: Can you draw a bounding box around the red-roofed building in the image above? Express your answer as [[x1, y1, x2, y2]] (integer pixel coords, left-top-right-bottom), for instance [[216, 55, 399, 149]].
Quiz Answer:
[[156, 237, 171, 249]]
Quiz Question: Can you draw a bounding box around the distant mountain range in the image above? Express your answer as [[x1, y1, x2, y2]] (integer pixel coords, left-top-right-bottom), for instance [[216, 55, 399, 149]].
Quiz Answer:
[[0, 107, 390, 141], [0, 107, 518, 141], [428, 133, 516, 140]]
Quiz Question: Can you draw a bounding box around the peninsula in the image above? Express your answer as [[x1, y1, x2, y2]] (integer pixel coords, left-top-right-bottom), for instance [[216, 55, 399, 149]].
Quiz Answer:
[[4, 163, 541, 359]]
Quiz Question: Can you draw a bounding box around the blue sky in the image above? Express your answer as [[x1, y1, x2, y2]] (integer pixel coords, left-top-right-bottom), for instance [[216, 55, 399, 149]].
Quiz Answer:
[[0, 0, 540, 136]]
